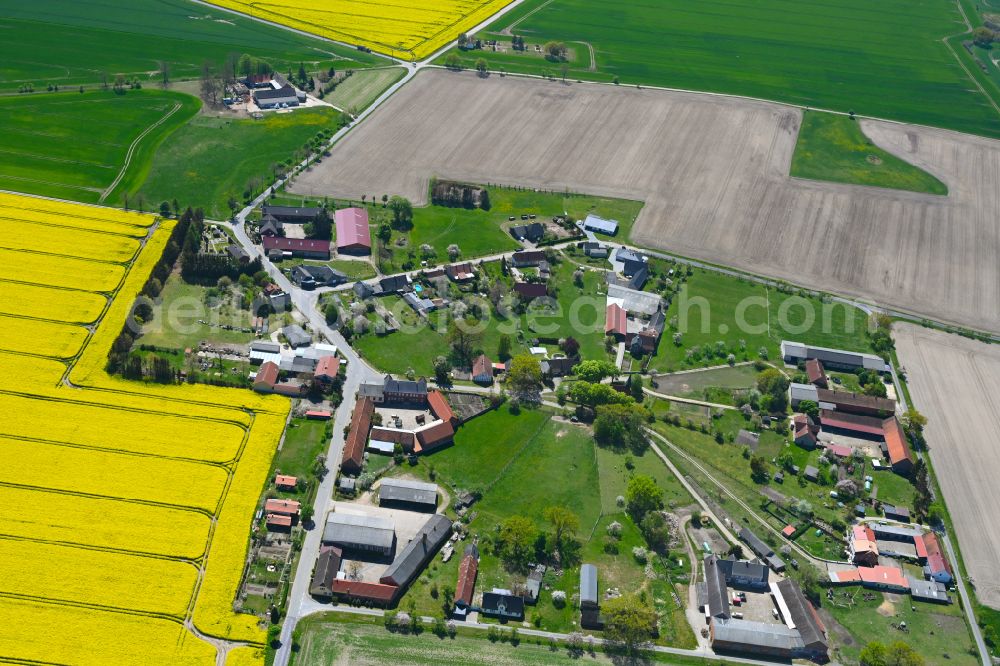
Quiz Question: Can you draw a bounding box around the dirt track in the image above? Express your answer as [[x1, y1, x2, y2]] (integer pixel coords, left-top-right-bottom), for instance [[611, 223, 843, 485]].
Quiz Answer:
[[292, 69, 1000, 333], [895, 323, 1000, 608]]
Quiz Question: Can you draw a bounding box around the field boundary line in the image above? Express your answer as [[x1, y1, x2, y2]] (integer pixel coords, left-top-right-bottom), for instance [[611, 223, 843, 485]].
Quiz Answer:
[[499, 0, 555, 35], [99, 102, 181, 204], [421, 65, 1000, 143]]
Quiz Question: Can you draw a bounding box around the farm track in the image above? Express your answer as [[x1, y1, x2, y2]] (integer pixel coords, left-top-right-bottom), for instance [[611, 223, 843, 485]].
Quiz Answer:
[[99, 101, 182, 203], [292, 69, 1000, 335]]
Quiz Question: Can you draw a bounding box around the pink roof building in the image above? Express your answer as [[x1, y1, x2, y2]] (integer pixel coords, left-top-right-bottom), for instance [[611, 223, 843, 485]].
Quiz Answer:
[[334, 207, 371, 254]]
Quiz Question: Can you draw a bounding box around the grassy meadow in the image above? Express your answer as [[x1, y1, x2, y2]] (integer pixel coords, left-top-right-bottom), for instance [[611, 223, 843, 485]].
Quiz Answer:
[[325, 67, 408, 114], [381, 407, 696, 643], [0, 0, 382, 91], [647, 265, 875, 373], [0, 89, 198, 204], [791, 112, 948, 194], [439, 0, 1000, 138], [292, 612, 714, 666], [139, 107, 343, 218]]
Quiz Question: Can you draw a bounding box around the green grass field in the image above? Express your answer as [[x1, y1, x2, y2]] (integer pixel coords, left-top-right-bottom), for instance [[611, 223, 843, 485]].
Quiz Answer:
[[825, 589, 977, 665], [352, 252, 612, 376], [139, 107, 343, 218], [138, 273, 258, 349], [791, 112, 948, 194], [291, 612, 711, 665], [387, 408, 695, 643], [440, 0, 1000, 138], [0, 89, 199, 204], [0, 0, 382, 91], [648, 266, 875, 373], [324, 67, 407, 114], [375, 185, 642, 274]]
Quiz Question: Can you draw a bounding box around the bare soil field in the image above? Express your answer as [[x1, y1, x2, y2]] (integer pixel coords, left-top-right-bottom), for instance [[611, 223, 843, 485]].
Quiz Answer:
[[293, 70, 1000, 333], [895, 323, 1000, 607]]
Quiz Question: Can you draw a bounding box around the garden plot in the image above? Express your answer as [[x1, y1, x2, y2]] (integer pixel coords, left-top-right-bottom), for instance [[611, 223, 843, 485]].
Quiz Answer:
[[295, 69, 1000, 334]]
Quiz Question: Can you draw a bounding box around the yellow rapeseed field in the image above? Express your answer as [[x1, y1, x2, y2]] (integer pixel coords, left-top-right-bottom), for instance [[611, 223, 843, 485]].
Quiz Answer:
[[0, 191, 154, 228], [0, 193, 283, 664], [0, 393, 247, 461], [0, 281, 106, 323], [226, 647, 267, 666], [0, 485, 212, 559], [0, 540, 198, 616], [0, 219, 139, 262], [0, 436, 227, 511], [193, 410, 289, 643], [0, 351, 67, 388], [0, 314, 88, 359], [0, 599, 217, 666], [0, 247, 125, 292], [204, 0, 515, 60]]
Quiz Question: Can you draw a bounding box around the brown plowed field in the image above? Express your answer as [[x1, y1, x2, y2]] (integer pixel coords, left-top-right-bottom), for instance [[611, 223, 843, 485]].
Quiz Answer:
[[292, 69, 1000, 333], [895, 323, 1000, 608]]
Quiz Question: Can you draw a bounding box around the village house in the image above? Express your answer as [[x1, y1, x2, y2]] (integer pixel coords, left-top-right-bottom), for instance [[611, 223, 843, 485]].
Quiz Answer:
[[510, 222, 544, 242], [471, 354, 493, 385], [261, 204, 320, 224], [445, 262, 475, 282], [291, 264, 347, 289], [510, 250, 546, 268], [582, 214, 619, 236]]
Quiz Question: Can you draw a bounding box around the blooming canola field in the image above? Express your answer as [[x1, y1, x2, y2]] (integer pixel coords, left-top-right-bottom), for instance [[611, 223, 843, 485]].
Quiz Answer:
[[0, 192, 289, 665], [203, 0, 515, 60]]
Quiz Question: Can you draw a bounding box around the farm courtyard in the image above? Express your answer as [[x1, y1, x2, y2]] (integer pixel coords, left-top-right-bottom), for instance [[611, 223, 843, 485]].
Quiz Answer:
[[290, 69, 1000, 336]]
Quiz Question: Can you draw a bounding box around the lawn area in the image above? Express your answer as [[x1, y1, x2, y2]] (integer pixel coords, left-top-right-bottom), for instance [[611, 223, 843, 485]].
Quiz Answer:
[[274, 418, 328, 481], [870, 469, 916, 508], [0, 89, 198, 204], [390, 408, 694, 643], [438, 0, 1000, 139], [325, 67, 407, 114], [423, 407, 551, 491], [790, 112, 948, 195], [138, 273, 259, 349], [292, 612, 713, 665], [650, 365, 759, 406], [650, 410, 863, 535], [376, 185, 642, 273], [648, 265, 874, 373], [0, 0, 382, 91], [353, 251, 612, 376], [139, 108, 343, 218], [824, 589, 978, 666]]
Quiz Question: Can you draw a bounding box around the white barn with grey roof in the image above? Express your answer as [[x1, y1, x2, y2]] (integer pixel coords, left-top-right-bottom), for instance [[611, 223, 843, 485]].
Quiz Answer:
[[323, 513, 395, 555], [582, 214, 619, 236], [378, 478, 438, 510], [781, 341, 888, 372], [580, 564, 598, 609]]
